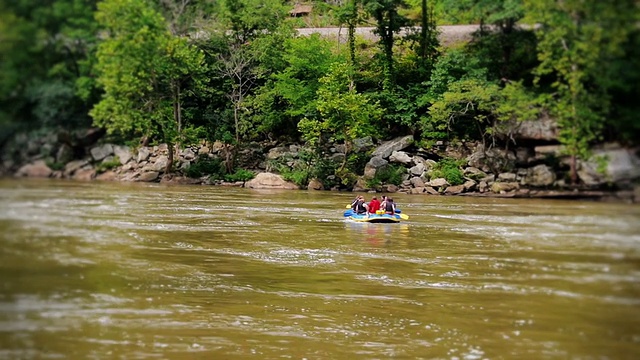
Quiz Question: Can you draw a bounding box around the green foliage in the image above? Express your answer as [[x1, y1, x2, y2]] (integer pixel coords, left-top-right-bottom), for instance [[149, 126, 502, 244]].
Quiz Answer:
[[184, 156, 223, 178], [430, 157, 465, 185], [373, 164, 406, 186], [91, 0, 207, 155], [250, 34, 338, 139], [45, 160, 66, 171], [224, 168, 255, 182], [299, 61, 382, 153], [0, 0, 98, 127], [526, 0, 637, 181], [280, 167, 312, 188]]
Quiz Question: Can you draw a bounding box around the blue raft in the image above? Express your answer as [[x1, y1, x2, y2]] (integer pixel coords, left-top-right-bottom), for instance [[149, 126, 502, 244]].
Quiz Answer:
[[343, 209, 402, 223]]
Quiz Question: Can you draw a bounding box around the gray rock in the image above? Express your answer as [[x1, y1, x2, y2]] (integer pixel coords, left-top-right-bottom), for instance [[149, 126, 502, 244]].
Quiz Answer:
[[444, 185, 465, 195], [138, 171, 159, 182], [427, 178, 449, 187], [137, 147, 151, 162], [353, 136, 374, 153], [389, 151, 412, 164], [409, 162, 425, 177], [73, 168, 96, 181], [307, 178, 324, 190], [498, 172, 517, 182], [525, 164, 556, 187], [244, 172, 299, 190], [425, 186, 439, 195], [371, 135, 414, 159], [463, 180, 477, 191], [151, 155, 169, 172], [410, 176, 425, 188], [64, 160, 89, 177], [113, 145, 132, 165], [15, 160, 52, 178], [491, 182, 519, 193], [266, 146, 290, 160], [364, 156, 389, 179], [90, 144, 114, 162]]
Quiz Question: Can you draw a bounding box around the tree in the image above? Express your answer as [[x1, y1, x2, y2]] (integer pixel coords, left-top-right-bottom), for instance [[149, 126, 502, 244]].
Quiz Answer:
[[250, 34, 339, 140], [0, 0, 99, 128], [361, 0, 411, 90], [526, 0, 637, 184], [298, 62, 382, 176], [90, 0, 207, 172]]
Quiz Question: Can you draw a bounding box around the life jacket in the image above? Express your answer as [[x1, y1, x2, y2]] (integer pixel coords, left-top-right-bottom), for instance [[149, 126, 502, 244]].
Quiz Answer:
[[355, 200, 367, 214], [384, 201, 394, 214]]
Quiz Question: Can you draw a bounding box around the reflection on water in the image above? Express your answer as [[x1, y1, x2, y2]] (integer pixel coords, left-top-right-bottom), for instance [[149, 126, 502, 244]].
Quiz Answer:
[[0, 179, 639, 359]]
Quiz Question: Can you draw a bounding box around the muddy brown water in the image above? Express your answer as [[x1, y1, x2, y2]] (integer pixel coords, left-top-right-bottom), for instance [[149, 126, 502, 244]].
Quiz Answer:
[[0, 179, 638, 359]]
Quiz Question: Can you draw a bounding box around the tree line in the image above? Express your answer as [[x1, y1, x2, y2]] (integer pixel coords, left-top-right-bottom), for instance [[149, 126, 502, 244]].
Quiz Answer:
[[1, 0, 638, 184]]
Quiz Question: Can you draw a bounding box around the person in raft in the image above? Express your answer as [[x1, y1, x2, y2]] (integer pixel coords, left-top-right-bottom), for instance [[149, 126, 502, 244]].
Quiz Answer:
[[383, 197, 396, 215], [351, 195, 369, 215], [368, 196, 381, 214], [379, 195, 387, 210]]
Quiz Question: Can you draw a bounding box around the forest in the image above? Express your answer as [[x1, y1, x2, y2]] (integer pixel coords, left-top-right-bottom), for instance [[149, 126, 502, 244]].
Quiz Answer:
[[1, 0, 638, 188]]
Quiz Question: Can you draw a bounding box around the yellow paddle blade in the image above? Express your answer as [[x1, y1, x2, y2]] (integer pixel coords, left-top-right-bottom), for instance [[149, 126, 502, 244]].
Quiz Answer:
[[399, 213, 409, 220], [345, 204, 351, 209]]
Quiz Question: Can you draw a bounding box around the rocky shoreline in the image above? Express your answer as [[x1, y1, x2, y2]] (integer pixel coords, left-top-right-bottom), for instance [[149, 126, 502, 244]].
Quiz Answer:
[[2, 128, 639, 203]]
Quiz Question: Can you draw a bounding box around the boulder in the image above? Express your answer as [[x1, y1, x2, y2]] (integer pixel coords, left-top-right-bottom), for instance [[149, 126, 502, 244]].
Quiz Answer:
[[410, 176, 425, 188], [427, 178, 449, 187], [64, 160, 88, 177], [409, 162, 425, 177], [425, 186, 439, 195], [151, 155, 169, 172], [525, 164, 556, 187], [137, 147, 151, 162], [90, 144, 114, 162], [307, 178, 324, 190], [500, 112, 559, 141], [444, 185, 465, 195], [578, 146, 640, 185], [498, 172, 517, 182], [138, 171, 159, 182], [113, 145, 132, 165], [364, 156, 388, 179], [371, 135, 414, 159], [96, 171, 117, 181], [491, 182, 519, 193], [266, 146, 290, 160], [244, 172, 299, 190], [353, 136, 374, 153], [463, 180, 477, 191], [73, 168, 96, 181], [15, 160, 52, 178], [389, 151, 412, 164]]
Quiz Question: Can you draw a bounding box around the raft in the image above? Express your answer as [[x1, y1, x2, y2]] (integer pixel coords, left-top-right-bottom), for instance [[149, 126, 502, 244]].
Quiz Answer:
[[343, 209, 402, 223]]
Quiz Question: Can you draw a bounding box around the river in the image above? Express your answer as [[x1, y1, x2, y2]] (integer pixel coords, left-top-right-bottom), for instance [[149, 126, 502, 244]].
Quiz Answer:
[[0, 179, 638, 359]]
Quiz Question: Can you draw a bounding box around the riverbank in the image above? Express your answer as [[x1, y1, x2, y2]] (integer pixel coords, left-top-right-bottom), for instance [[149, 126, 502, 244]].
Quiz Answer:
[[2, 128, 639, 203]]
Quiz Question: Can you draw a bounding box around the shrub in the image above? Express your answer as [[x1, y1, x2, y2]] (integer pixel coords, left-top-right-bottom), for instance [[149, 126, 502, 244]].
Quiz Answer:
[[374, 164, 406, 186], [431, 158, 465, 185], [224, 168, 255, 182], [185, 156, 223, 178]]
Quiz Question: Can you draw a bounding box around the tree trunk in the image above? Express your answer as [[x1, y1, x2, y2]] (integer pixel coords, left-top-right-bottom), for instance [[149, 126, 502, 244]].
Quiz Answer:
[[166, 142, 174, 174], [570, 154, 577, 185]]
